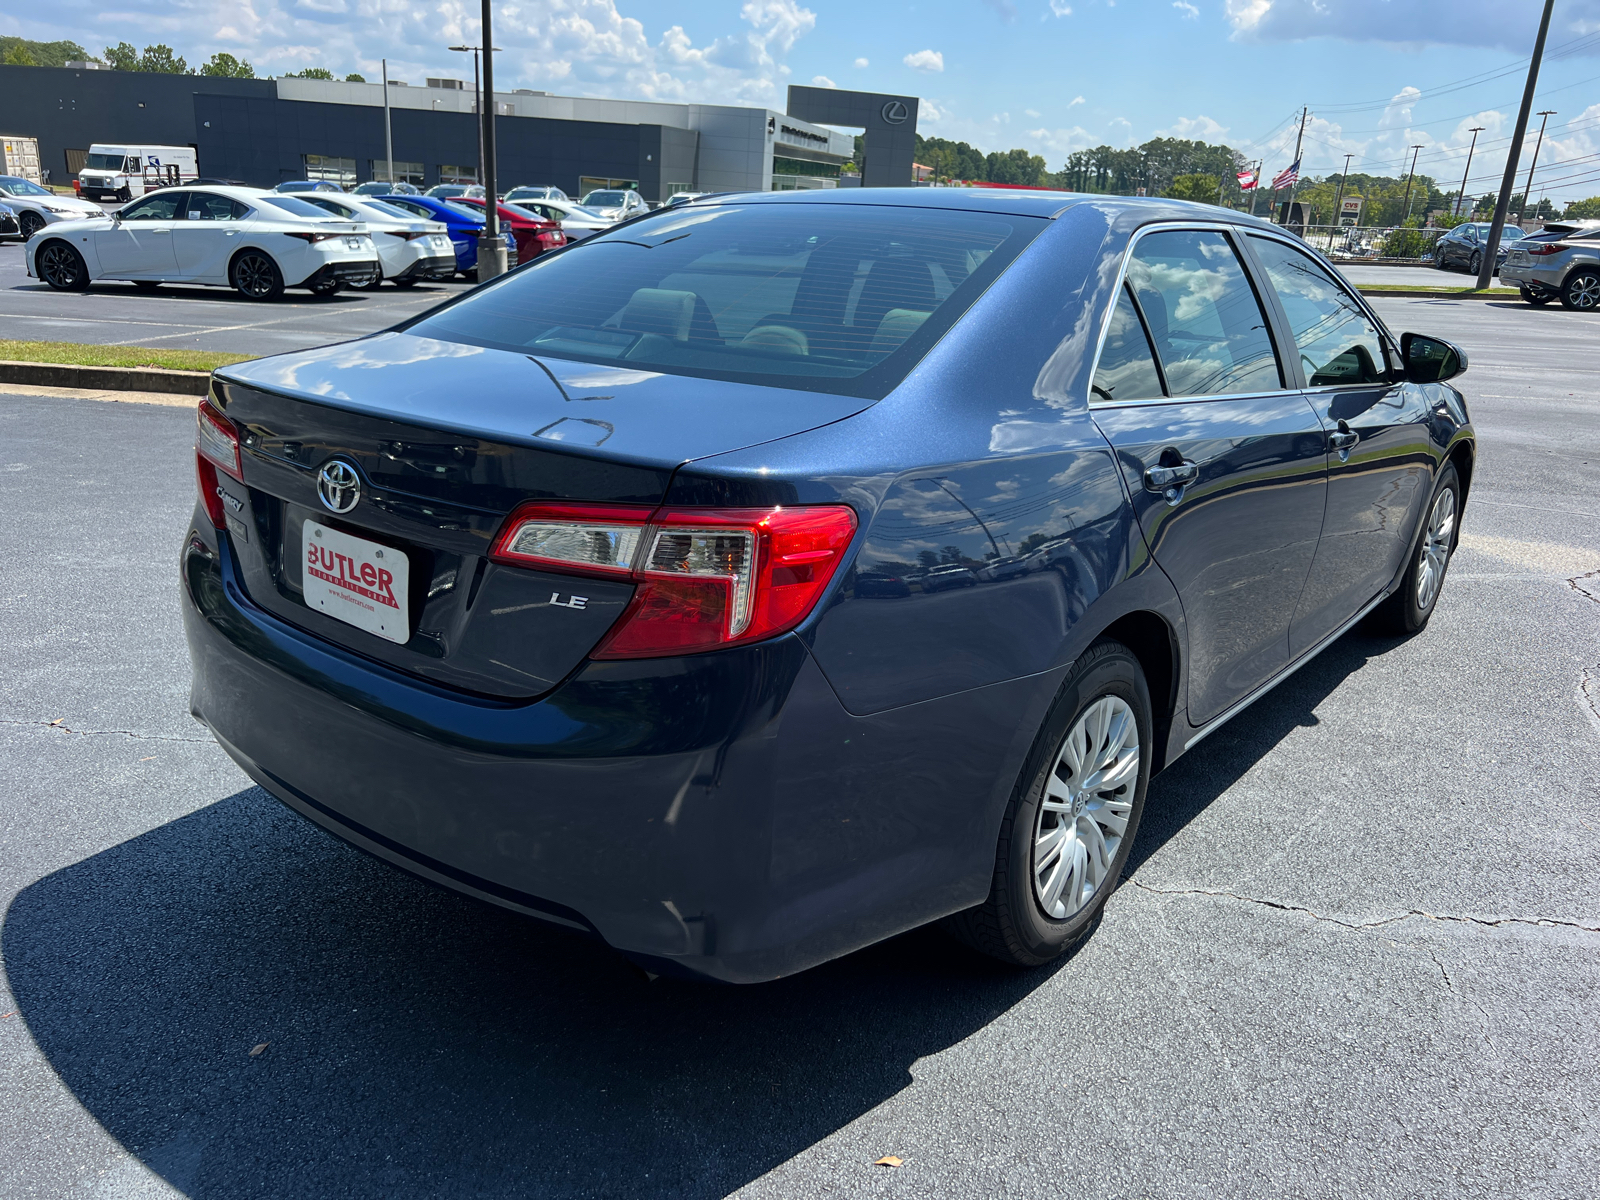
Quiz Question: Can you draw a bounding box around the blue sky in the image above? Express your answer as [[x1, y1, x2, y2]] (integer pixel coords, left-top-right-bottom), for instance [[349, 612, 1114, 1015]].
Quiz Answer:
[[8, 0, 1600, 202]]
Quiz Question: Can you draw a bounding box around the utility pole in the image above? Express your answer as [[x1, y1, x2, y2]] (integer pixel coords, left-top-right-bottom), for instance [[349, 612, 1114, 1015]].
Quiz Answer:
[[1518, 110, 1556, 222], [1456, 126, 1484, 217], [1281, 106, 1308, 225], [1330, 153, 1354, 252], [477, 0, 504, 280], [1401, 145, 1423, 224], [1479, 0, 1555, 290], [381, 58, 394, 186]]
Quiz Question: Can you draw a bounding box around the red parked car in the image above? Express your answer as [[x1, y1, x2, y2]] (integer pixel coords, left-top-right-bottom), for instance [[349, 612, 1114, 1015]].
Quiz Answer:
[[446, 197, 567, 263]]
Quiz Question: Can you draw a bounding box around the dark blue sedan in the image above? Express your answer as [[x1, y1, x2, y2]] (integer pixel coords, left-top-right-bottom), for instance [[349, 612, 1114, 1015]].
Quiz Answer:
[[183, 191, 1475, 982]]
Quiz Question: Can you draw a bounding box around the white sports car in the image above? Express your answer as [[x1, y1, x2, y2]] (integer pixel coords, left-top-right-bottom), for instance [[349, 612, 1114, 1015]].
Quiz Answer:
[[506, 197, 613, 241], [299, 194, 457, 288], [25, 186, 381, 300], [0, 175, 103, 240]]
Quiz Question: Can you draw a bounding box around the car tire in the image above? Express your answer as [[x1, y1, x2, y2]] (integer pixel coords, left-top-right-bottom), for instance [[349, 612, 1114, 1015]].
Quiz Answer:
[[1468, 251, 1481, 276], [116, 188, 131, 202], [1367, 461, 1461, 637], [392, 277, 419, 289], [230, 250, 285, 301], [35, 239, 91, 291], [1520, 287, 1552, 307], [944, 638, 1152, 967], [1559, 269, 1600, 312], [18, 211, 45, 241]]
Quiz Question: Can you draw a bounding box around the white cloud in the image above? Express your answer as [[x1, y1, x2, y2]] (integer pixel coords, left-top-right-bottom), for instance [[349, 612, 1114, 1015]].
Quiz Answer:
[[29, 0, 820, 106], [1026, 125, 1096, 156], [1068, 95, 1085, 107], [811, 74, 835, 86], [1156, 114, 1229, 139], [1025, 108, 1041, 117], [903, 48, 944, 72], [1226, 0, 1600, 50], [1049, 0, 1073, 14], [1173, 1, 1199, 16], [853, 56, 869, 67]]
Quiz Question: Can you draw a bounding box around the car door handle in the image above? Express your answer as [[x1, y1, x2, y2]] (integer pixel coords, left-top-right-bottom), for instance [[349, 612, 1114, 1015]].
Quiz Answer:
[[150, 228, 171, 234], [1329, 421, 1359, 461], [1143, 462, 1198, 492]]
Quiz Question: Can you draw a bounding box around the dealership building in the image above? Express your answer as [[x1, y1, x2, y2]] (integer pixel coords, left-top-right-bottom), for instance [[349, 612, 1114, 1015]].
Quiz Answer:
[[0, 63, 920, 200]]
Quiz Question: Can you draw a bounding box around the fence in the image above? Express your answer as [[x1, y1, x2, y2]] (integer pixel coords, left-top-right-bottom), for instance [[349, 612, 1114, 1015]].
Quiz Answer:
[[1292, 225, 1450, 264]]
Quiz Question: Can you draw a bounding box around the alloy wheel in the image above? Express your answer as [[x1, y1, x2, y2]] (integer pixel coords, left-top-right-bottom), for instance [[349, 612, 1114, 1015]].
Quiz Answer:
[[233, 253, 278, 298], [1033, 695, 1139, 920], [1468, 251, 1481, 275], [1567, 272, 1600, 311], [37, 242, 84, 289], [1415, 485, 1457, 612], [19, 211, 44, 241]]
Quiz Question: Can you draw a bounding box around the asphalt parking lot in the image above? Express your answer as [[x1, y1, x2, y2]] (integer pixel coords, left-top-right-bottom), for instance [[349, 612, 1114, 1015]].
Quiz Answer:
[[1, 295, 1597, 1198], [0, 228, 470, 357]]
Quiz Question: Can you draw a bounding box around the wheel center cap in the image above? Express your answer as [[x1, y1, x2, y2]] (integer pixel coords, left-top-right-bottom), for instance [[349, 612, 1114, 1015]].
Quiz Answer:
[[1072, 792, 1088, 817]]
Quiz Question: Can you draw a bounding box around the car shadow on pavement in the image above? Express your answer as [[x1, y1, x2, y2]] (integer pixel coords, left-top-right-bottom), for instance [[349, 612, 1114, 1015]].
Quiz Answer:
[[1128, 630, 1404, 874], [1, 630, 1398, 1199]]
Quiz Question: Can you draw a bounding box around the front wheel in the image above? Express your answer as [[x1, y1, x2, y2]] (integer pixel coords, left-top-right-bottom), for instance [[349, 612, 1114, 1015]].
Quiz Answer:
[[18, 211, 45, 241], [1560, 269, 1600, 311], [230, 251, 284, 301], [945, 639, 1152, 967], [36, 240, 91, 291], [1468, 251, 1482, 276], [1368, 462, 1461, 636]]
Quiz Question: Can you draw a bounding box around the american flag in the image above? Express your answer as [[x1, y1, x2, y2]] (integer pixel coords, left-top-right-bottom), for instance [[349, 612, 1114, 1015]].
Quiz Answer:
[[1237, 168, 1258, 191], [1271, 159, 1301, 191]]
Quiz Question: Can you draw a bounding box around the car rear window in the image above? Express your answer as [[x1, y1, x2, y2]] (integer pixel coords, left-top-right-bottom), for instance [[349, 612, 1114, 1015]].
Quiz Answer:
[[260, 196, 338, 218], [404, 202, 1045, 398], [360, 200, 421, 220]]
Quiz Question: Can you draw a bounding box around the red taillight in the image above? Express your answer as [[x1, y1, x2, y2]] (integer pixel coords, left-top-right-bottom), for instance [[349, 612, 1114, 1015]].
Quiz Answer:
[[1525, 241, 1568, 256], [489, 502, 858, 658], [384, 229, 430, 241], [284, 231, 340, 243], [195, 399, 242, 530]]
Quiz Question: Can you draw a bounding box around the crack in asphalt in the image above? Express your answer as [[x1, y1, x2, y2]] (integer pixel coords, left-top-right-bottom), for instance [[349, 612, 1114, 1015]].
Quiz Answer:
[[1571, 569, 1600, 729], [2, 718, 212, 745], [1425, 946, 1502, 1056], [1127, 879, 1600, 935]]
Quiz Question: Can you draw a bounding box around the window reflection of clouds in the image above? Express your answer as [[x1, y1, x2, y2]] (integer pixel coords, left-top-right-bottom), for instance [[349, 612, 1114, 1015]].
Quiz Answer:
[[1250, 236, 1385, 386]]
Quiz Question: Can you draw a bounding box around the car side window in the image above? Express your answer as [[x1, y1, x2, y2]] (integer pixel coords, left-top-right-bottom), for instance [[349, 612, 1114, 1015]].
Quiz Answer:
[[121, 194, 183, 221], [1249, 235, 1389, 387], [1091, 283, 1165, 405], [1125, 229, 1282, 397], [390, 200, 428, 218], [183, 192, 241, 222]]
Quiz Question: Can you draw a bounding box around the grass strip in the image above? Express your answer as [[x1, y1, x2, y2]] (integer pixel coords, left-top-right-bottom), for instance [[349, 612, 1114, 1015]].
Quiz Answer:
[[0, 340, 254, 372], [1355, 285, 1519, 296]]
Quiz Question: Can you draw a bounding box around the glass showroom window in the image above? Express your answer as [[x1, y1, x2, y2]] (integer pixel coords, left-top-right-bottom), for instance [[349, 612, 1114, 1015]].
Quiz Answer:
[[438, 164, 479, 185], [369, 160, 425, 186], [304, 155, 357, 188]]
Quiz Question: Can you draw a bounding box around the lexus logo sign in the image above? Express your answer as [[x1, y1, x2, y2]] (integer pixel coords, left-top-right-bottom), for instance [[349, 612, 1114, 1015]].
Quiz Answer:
[[881, 100, 909, 125]]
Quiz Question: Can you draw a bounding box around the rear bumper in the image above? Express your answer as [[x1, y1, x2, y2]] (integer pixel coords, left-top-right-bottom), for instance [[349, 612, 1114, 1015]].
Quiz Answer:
[[1497, 264, 1561, 291], [392, 254, 457, 282], [182, 528, 1039, 981], [302, 260, 381, 289]]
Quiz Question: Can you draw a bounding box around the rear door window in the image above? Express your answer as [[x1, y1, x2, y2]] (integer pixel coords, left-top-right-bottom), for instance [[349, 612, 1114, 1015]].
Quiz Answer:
[[1125, 229, 1282, 398], [1091, 284, 1165, 405], [1249, 235, 1389, 386], [183, 192, 244, 221], [404, 203, 1046, 398]]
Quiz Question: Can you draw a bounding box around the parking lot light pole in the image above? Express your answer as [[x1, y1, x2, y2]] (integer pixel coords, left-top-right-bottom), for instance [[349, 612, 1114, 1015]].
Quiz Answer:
[[1456, 127, 1484, 217], [1331, 153, 1354, 241], [1519, 110, 1556, 223], [1478, 0, 1555, 290], [381, 59, 394, 186], [1401, 145, 1423, 224]]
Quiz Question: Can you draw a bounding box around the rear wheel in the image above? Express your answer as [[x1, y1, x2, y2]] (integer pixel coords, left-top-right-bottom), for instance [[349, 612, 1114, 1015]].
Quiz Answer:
[[36, 240, 90, 291], [1520, 287, 1552, 307], [18, 211, 45, 241], [945, 639, 1152, 967], [1368, 462, 1461, 636], [1560, 269, 1600, 311], [230, 251, 284, 301]]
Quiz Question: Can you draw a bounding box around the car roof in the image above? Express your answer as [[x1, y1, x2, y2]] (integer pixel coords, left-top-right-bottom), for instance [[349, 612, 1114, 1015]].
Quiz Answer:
[[683, 186, 1287, 225]]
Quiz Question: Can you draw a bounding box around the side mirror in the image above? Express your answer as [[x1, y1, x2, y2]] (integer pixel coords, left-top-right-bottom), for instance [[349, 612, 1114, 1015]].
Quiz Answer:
[[1401, 332, 1467, 384]]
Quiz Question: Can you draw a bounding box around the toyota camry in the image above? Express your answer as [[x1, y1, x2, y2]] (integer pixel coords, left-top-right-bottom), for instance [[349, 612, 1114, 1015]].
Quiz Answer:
[[183, 190, 1474, 982]]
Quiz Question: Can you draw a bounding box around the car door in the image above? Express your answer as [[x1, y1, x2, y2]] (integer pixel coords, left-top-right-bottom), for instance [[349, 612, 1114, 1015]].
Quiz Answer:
[[1245, 233, 1435, 656], [171, 192, 250, 282], [1090, 226, 1329, 729], [93, 192, 181, 277]]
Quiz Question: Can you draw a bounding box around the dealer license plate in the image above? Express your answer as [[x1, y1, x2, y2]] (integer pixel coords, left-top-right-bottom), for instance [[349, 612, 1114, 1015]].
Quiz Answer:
[[302, 519, 410, 644]]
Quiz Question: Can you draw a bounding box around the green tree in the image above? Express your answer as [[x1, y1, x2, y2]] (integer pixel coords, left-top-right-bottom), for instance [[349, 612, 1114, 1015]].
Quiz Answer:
[[201, 52, 255, 78], [137, 44, 190, 73], [1, 36, 88, 67], [1166, 173, 1220, 204], [283, 67, 336, 80], [344, 72, 365, 82], [984, 148, 1046, 186], [103, 42, 139, 70], [1564, 196, 1600, 219]]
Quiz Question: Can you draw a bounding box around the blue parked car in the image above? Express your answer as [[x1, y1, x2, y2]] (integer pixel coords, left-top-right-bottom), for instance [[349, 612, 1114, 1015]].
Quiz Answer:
[[183, 191, 1474, 982], [372, 194, 513, 279]]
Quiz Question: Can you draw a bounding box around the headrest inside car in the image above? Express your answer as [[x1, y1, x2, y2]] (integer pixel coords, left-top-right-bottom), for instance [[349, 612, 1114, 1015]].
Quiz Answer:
[[620, 288, 696, 342]]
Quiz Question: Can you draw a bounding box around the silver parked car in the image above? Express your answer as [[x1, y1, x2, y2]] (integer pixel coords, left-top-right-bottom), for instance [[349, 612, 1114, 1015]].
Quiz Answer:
[[577, 188, 649, 221], [1500, 227, 1600, 309]]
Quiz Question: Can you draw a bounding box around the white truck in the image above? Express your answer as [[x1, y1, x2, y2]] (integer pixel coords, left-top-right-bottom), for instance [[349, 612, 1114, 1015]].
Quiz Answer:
[[78, 144, 199, 200]]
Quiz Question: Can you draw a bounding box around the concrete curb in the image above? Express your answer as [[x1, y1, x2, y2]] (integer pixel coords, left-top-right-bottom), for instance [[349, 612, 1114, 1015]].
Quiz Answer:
[[1357, 289, 1522, 300], [0, 360, 211, 396]]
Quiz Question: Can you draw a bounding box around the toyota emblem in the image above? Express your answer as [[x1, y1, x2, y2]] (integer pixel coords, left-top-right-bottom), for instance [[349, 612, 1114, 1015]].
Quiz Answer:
[[317, 460, 362, 514], [881, 100, 909, 125]]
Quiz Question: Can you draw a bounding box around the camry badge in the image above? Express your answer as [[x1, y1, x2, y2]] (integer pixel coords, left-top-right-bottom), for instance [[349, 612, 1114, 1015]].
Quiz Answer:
[[317, 460, 362, 514]]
